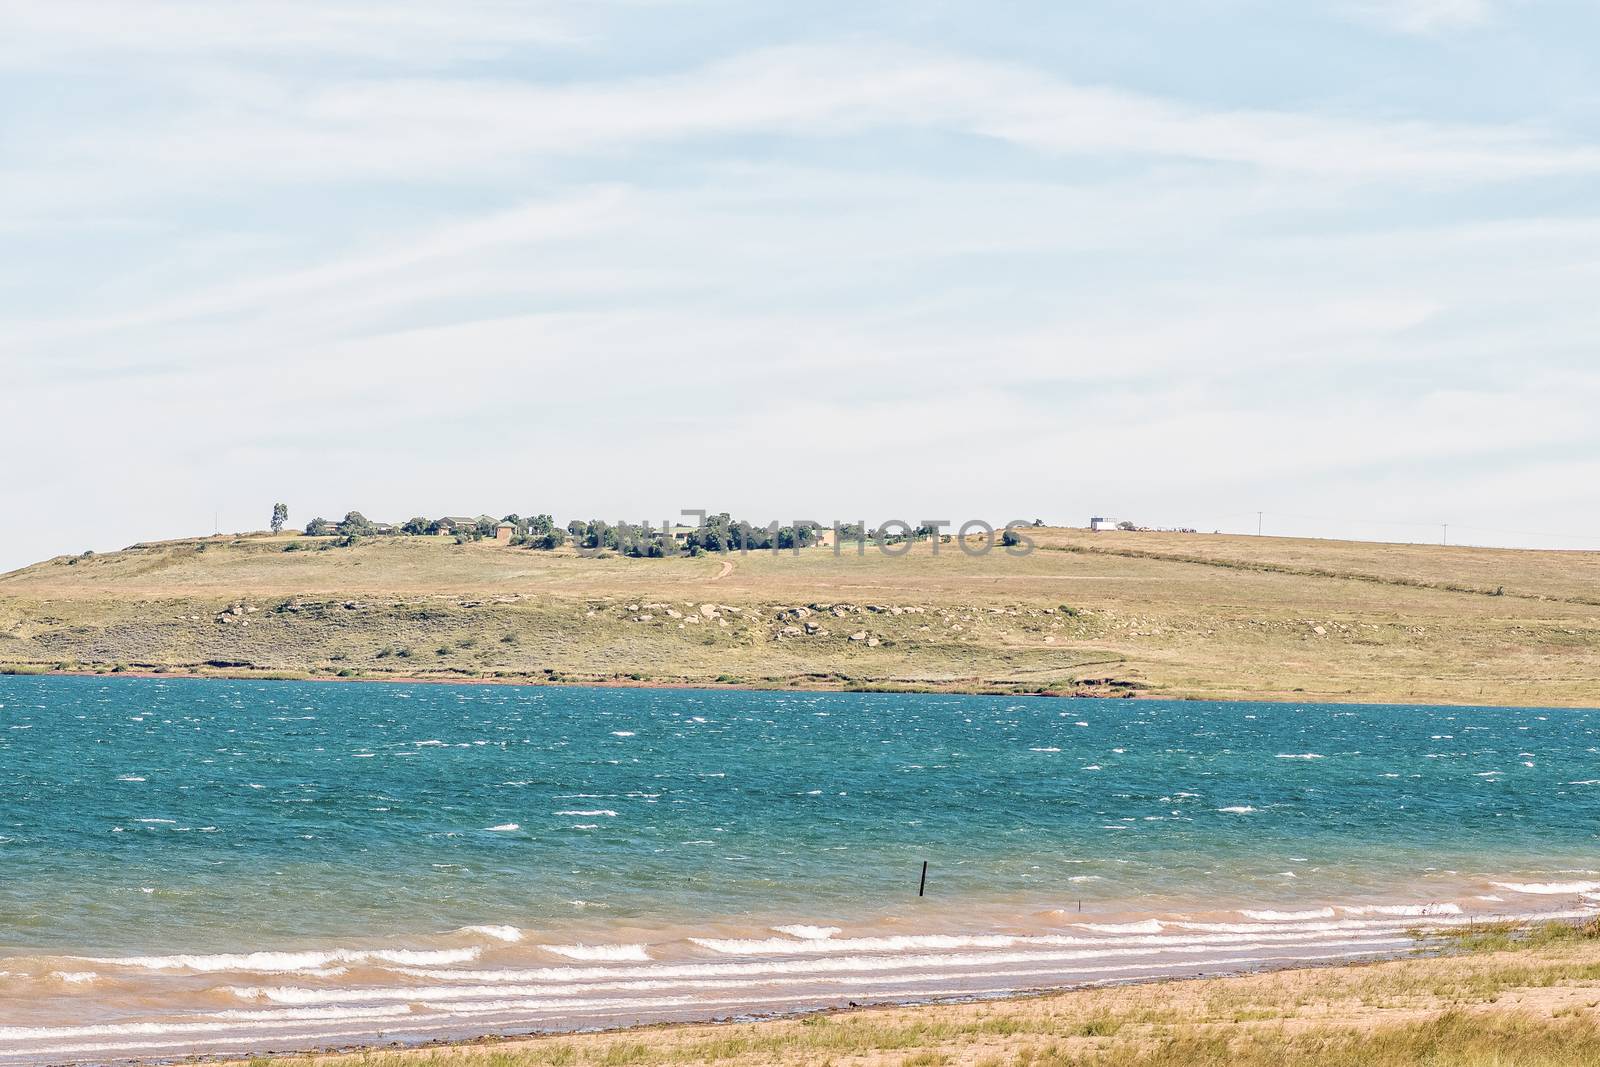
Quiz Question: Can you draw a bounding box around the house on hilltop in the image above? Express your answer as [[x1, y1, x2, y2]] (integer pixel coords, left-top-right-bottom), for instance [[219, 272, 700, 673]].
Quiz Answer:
[[494, 522, 515, 544]]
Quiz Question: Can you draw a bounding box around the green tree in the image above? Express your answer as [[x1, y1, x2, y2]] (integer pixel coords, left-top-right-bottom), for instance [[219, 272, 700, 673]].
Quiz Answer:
[[304, 517, 332, 536], [532, 529, 566, 550], [581, 520, 617, 550], [339, 511, 376, 536], [401, 516, 432, 535], [270, 503, 288, 534]]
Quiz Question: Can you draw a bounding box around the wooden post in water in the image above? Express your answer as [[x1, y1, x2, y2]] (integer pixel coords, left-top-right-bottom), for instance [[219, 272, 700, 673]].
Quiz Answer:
[[919, 860, 928, 897]]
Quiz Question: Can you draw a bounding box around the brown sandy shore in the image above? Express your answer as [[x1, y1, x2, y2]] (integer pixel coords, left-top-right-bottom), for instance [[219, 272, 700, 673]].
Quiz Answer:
[[209, 930, 1600, 1067]]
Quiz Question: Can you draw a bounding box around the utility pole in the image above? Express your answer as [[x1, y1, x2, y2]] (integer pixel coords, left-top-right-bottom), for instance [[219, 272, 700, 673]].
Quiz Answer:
[[1443, 523, 1448, 546], [1257, 511, 1263, 537]]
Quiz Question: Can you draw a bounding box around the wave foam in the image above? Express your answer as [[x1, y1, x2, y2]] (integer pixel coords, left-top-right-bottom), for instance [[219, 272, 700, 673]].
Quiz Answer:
[[239, 935, 1417, 1008], [774, 925, 842, 940], [542, 943, 651, 962], [1240, 908, 1335, 921], [89, 946, 482, 974], [1074, 920, 1164, 935], [1339, 903, 1463, 917], [1491, 881, 1600, 895]]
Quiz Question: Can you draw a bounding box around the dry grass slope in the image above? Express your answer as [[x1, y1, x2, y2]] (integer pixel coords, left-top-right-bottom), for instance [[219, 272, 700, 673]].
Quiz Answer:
[[2, 528, 1597, 706]]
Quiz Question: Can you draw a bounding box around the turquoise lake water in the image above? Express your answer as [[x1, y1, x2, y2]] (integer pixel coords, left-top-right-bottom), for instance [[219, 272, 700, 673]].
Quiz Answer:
[[3, 675, 1598, 953]]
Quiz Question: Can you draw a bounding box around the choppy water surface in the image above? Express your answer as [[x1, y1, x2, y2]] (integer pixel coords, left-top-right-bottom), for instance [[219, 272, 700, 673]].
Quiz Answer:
[[2, 676, 1597, 1062]]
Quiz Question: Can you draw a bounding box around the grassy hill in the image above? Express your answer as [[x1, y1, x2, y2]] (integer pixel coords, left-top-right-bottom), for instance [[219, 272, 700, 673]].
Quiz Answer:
[[2, 528, 1597, 707]]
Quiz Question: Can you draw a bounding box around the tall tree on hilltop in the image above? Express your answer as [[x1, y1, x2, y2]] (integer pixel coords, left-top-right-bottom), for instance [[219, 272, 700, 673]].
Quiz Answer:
[[270, 503, 288, 534]]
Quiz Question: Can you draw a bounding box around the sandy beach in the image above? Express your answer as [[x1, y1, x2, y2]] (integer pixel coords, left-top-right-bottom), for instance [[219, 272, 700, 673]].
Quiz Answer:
[[216, 926, 1600, 1066]]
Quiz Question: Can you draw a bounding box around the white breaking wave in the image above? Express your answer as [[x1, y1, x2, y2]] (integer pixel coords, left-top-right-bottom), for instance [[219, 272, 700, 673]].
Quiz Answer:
[[461, 925, 524, 943], [1168, 907, 1596, 936], [211, 1004, 418, 1023], [554, 810, 618, 817], [233, 935, 1416, 1008], [1217, 806, 1257, 814], [1491, 880, 1600, 895], [691, 933, 1018, 955], [1275, 754, 1324, 760], [86, 946, 482, 974], [1240, 908, 1335, 921], [1075, 920, 1164, 935], [541, 943, 651, 962], [0, 1005, 421, 1044], [1339, 903, 1463, 917], [774, 925, 842, 940], [682, 927, 1394, 957], [484, 823, 520, 832]]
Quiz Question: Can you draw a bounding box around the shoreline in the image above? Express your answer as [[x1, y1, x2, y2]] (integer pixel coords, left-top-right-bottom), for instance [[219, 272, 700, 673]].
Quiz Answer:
[[191, 925, 1600, 1067], [5, 665, 1594, 712], [9, 899, 1596, 1065], [196, 955, 1399, 1065]]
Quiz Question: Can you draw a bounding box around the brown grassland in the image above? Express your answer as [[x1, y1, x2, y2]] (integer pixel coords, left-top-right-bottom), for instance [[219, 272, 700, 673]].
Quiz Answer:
[[225, 923, 1600, 1066], [2, 527, 1598, 705]]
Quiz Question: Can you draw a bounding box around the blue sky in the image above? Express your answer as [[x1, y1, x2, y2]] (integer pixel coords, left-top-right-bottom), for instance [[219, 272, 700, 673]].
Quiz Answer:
[[3, 0, 1600, 569]]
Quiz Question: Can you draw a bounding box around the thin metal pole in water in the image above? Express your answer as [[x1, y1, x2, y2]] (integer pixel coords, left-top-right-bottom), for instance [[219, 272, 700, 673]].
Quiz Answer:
[[919, 861, 928, 897]]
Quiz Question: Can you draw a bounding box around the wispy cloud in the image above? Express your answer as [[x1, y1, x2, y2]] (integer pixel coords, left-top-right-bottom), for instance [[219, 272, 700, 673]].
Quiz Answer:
[[28, 44, 1594, 191], [0, 0, 577, 66], [1346, 0, 1495, 33]]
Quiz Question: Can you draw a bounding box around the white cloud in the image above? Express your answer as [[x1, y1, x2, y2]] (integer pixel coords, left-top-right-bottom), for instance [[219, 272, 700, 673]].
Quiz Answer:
[[1347, 0, 1495, 33], [0, 0, 576, 66]]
